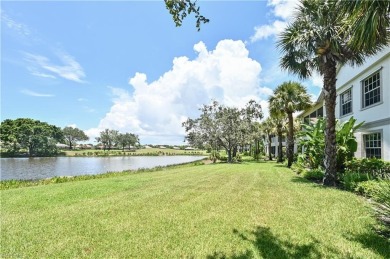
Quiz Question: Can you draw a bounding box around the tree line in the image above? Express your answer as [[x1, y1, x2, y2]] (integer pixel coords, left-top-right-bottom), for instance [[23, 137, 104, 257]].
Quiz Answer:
[[0, 118, 139, 157]]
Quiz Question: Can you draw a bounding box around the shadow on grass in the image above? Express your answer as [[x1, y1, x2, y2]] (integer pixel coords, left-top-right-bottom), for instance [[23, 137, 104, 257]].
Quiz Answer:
[[207, 226, 321, 259], [346, 231, 390, 258], [290, 176, 326, 188]]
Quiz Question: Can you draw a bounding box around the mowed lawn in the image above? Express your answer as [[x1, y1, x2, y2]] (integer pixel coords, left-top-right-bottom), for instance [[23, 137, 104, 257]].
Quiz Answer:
[[1, 162, 389, 258]]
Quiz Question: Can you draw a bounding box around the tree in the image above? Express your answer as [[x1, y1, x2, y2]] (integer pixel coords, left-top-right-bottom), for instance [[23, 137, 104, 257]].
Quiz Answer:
[[183, 100, 262, 163], [116, 133, 139, 151], [96, 129, 119, 151], [62, 126, 89, 150], [260, 118, 274, 161], [0, 118, 64, 157], [270, 113, 288, 163], [277, 0, 388, 186], [269, 81, 311, 167], [164, 0, 209, 31], [339, 1, 390, 54]]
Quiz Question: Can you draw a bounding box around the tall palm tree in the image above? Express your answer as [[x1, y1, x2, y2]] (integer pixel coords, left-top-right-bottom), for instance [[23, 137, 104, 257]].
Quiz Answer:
[[261, 118, 275, 161], [339, 1, 390, 54], [277, 0, 388, 186], [269, 81, 311, 167], [269, 113, 288, 163]]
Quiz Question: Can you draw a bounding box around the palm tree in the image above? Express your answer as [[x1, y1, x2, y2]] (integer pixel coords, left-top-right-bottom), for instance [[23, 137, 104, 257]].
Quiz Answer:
[[277, 0, 388, 186], [261, 118, 275, 161], [269, 81, 311, 167], [269, 113, 288, 163], [339, 1, 390, 54]]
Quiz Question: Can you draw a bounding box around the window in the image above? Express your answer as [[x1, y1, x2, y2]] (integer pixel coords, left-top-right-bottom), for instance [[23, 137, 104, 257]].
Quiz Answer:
[[362, 71, 381, 108], [364, 132, 382, 159], [340, 88, 352, 116]]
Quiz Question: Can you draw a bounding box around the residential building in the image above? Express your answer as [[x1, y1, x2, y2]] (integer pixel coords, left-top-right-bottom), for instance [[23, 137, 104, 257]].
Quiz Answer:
[[335, 46, 390, 161], [291, 46, 390, 161]]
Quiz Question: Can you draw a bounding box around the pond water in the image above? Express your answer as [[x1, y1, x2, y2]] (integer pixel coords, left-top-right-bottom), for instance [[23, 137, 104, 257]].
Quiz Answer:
[[0, 156, 206, 181]]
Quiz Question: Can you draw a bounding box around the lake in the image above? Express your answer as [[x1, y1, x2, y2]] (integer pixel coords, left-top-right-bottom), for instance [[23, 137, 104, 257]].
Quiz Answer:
[[0, 156, 206, 181]]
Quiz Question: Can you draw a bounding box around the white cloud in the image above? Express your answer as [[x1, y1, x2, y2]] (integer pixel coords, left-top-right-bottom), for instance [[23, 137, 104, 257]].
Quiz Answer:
[[1, 10, 31, 37], [24, 52, 86, 83], [250, 0, 299, 43], [268, 0, 299, 20], [310, 72, 323, 88], [86, 40, 271, 144], [20, 89, 54, 97], [250, 20, 287, 42], [30, 71, 57, 79]]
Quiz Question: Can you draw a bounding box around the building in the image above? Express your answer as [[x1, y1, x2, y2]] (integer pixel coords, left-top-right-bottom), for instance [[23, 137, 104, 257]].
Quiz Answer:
[[335, 46, 390, 161], [296, 46, 390, 161]]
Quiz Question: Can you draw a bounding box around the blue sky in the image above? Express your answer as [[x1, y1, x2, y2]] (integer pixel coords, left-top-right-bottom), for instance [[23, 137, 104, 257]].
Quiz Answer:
[[1, 0, 322, 145]]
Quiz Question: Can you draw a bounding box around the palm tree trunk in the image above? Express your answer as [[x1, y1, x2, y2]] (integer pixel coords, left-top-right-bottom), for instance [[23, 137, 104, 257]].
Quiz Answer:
[[287, 112, 294, 167], [322, 60, 338, 186], [277, 130, 283, 163], [268, 135, 272, 161]]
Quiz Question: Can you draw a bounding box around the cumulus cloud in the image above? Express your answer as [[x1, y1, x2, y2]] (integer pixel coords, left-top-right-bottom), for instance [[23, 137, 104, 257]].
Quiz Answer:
[[86, 40, 271, 144], [23, 52, 86, 83], [250, 0, 299, 42], [250, 20, 287, 42]]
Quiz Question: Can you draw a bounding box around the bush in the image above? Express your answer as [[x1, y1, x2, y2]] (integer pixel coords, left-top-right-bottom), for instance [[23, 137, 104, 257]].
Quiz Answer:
[[355, 180, 390, 202], [232, 153, 242, 163], [219, 155, 228, 162], [291, 163, 307, 175], [303, 169, 324, 181], [345, 158, 390, 180], [209, 150, 220, 163], [341, 172, 370, 191]]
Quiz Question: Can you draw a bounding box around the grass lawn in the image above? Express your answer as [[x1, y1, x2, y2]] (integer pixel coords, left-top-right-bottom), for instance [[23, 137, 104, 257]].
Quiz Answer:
[[63, 147, 206, 156], [1, 162, 389, 258]]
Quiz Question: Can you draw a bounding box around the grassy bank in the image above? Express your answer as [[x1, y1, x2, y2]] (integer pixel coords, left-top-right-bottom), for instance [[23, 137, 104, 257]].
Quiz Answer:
[[62, 147, 206, 157], [1, 162, 389, 258]]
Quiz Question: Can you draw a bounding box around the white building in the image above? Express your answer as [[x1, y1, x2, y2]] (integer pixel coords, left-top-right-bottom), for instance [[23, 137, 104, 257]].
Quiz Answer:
[[294, 46, 390, 161], [266, 46, 390, 161], [335, 46, 390, 161]]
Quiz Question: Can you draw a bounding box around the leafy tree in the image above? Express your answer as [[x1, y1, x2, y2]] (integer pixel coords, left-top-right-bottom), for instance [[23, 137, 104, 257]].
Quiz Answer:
[[96, 129, 119, 151], [116, 133, 139, 151], [0, 118, 64, 156], [183, 100, 262, 163], [277, 0, 388, 186], [62, 126, 89, 150], [164, 0, 209, 31], [269, 81, 311, 167]]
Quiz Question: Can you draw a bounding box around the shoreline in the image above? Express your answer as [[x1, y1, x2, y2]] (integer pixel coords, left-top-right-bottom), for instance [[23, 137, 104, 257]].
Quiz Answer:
[[0, 158, 209, 190]]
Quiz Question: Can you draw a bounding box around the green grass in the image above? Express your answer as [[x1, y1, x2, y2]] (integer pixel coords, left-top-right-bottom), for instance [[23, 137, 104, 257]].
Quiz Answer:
[[1, 162, 389, 258], [63, 147, 206, 156]]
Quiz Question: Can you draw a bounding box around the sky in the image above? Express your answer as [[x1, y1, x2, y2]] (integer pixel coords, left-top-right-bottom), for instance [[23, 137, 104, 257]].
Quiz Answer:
[[1, 0, 323, 145]]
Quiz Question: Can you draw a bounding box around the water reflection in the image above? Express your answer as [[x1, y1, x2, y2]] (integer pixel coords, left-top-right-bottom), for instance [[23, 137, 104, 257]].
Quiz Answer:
[[0, 156, 205, 180]]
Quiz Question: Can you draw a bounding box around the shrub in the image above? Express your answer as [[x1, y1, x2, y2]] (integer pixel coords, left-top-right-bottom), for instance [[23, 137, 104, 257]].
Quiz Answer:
[[232, 153, 242, 163], [341, 172, 370, 191], [219, 155, 228, 162], [209, 150, 220, 163], [291, 163, 307, 175], [303, 168, 324, 181], [345, 158, 390, 180], [355, 180, 390, 210]]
